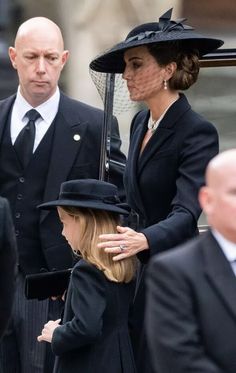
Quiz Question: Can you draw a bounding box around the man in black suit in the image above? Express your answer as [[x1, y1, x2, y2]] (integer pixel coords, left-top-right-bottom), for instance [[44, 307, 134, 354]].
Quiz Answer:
[[146, 148, 236, 373], [0, 16, 125, 373], [0, 197, 17, 340]]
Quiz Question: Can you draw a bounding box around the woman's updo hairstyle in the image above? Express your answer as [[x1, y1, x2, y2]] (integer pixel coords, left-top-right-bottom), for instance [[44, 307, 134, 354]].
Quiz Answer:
[[147, 41, 200, 90]]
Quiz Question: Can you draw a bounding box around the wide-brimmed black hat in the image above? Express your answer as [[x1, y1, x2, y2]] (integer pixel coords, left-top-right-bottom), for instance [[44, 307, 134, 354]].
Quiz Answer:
[[90, 8, 224, 73], [38, 179, 129, 215]]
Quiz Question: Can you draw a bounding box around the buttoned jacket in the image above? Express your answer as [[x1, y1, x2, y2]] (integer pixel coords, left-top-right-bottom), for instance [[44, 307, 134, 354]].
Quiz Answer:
[[147, 231, 236, 373], [0, 92, 125, 271], [124, 93, 219, 259]]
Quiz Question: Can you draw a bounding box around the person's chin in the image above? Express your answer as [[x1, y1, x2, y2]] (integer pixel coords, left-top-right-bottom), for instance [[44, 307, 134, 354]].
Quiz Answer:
[[130, 94, 141, 102], [32, 88, 51, 99], [31, 81, 50, 93]]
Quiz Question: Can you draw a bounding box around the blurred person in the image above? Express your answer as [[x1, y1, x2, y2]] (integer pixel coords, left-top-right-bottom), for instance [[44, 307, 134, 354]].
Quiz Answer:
[[0, 197, 17, 340], [0, 16, 125, 373], [37, 179, 137, 373], [146, 149, 236, 373], [90, 8, 223, 372]]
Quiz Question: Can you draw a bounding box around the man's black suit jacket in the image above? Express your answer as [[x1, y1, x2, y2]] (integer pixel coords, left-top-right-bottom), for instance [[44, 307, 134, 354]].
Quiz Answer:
[[0, 92, 126, 272], [0, 197, 17, 339], [146, 231, 236, 373]]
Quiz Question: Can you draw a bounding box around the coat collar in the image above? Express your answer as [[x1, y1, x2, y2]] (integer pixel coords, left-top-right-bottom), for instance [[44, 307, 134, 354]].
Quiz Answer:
[[0, 94, 16, 141], [129, 93, 191, 170], [203, 230, 236, 320], [126, 93, 190, 217]]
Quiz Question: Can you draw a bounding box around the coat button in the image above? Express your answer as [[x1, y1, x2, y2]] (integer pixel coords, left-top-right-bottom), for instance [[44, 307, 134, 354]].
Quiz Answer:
[[73, 134, 80, 141]]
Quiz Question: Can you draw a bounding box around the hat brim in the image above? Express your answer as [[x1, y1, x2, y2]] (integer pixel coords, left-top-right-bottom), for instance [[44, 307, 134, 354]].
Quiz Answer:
[[90, 34, 224, 73], [38, 199, 129, 216]]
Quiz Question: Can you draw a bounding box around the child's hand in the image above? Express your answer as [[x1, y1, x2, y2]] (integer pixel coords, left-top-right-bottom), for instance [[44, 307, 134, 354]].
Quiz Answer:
[[37, 319, 61, 343]]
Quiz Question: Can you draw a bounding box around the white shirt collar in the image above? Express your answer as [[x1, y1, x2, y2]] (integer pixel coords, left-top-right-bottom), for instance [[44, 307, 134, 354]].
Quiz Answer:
[[15, 86, 60, 124], [212, 229, 236, 262]]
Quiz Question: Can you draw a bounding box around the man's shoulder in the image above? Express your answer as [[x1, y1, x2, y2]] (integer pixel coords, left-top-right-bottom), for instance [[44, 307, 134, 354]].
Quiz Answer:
[[151, 233, 209, 269], [0, 94, 16, 109]]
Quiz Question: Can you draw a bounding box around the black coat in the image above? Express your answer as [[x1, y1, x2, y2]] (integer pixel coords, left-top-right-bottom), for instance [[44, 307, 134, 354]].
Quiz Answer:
[[52, 259, 136, 373], [0, 92, 126, 272], [124, 93, 219, 260], [0, 197, 17, 339], [146, 231, 236, 373], [124, 93, 219, 372]]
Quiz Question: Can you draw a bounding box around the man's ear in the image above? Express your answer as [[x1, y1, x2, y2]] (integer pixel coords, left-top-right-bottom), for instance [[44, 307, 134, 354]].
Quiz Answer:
[[61, 50, 69, 69], [9, 47, 17, 69], [199, 186, 213, 215]]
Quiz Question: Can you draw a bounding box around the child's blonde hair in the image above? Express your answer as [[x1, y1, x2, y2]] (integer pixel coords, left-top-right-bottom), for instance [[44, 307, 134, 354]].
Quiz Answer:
[[62, 206, 137, 283]]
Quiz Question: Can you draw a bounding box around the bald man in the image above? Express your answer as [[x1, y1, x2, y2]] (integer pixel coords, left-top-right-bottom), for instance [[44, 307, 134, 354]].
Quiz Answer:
[[146, 149, 236, 373], [0, 17, 125, 373]]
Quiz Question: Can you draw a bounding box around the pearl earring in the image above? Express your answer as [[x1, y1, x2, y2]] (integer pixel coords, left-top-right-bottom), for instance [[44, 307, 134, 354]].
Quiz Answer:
[[164, 80, 168, 90]]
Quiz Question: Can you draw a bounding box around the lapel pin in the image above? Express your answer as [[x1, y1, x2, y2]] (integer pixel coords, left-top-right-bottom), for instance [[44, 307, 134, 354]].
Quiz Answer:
[[73, 134, 80, 141]]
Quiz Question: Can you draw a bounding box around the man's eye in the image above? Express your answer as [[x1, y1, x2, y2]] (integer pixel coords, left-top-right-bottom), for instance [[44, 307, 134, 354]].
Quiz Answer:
[[48, 56, 58, 61]]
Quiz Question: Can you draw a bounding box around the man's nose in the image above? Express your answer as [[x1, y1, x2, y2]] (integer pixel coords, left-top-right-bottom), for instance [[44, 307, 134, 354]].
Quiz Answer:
[[37, 57, 46, 73]]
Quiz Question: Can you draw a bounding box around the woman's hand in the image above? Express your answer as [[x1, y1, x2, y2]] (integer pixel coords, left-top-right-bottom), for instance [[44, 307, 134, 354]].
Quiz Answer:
[[37, 319, 61, 343], [98, 226, 149, 261]]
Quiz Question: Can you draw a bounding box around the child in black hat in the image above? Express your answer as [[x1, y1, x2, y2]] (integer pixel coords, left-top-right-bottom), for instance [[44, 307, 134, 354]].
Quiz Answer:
[[37, 179, 137, 373]]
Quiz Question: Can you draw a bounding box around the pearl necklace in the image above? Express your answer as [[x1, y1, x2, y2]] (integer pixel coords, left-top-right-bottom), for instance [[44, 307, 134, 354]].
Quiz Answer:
[[148, 99, 179, 133], [147, 110, 167, 133], [147, 116, 161, 133]]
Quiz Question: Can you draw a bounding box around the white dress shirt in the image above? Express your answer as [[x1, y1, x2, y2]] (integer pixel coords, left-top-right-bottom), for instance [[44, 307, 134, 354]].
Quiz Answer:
[[11, 87, 60, 152], [212, 229, 236, 275]]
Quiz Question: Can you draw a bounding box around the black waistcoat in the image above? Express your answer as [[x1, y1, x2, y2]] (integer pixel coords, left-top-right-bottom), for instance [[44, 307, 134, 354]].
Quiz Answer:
[[0, 114, 56, 274]]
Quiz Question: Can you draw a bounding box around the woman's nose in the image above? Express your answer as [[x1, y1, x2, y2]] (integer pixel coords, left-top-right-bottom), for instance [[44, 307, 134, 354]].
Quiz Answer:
[[122, 66, 130, 80]]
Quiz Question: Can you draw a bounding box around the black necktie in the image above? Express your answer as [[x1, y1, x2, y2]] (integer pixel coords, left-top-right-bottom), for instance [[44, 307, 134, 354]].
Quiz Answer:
[[14, 109, 41, 168]]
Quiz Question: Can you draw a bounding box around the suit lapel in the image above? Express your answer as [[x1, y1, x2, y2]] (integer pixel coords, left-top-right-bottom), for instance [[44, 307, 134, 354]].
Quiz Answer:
[[138, 94, 190, 173], [138, 126, 174, 174], [126, 112, 147, 216], [41, 94, 89, 221], [203, 231, 236, 320], [0, 93, 89, 222], [0, 95, 16, 141], [126, 94, 190, 216]]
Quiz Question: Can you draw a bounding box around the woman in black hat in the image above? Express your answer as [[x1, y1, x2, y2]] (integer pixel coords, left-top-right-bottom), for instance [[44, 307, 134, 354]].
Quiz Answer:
[[90, 8, 224, 373], [37, 179, 137, 373]]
